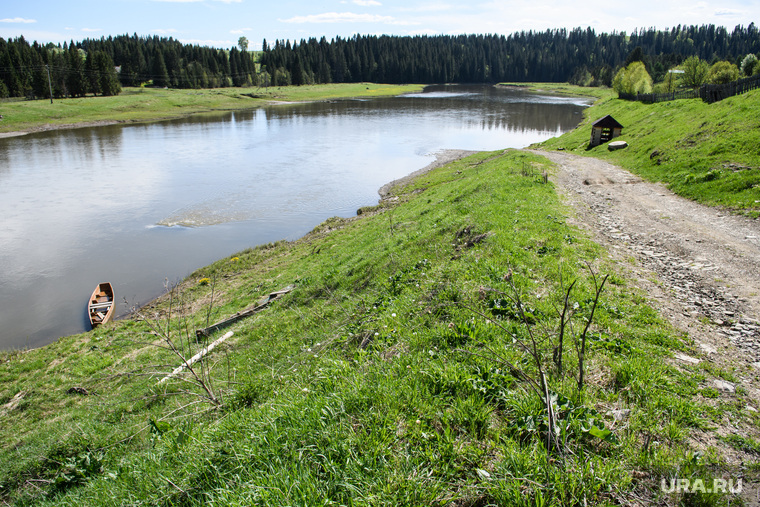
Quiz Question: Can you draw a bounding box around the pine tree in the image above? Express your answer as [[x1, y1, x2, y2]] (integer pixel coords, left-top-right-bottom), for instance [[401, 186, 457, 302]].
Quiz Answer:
[[95, 51, 121, 96], [85, 50, 101, 95], [66, 45, 87, 97], [152, 50, 170, 87]]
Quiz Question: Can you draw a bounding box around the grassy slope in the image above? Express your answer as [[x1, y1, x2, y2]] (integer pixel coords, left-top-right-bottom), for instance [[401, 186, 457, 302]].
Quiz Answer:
[[1, 147, 757, 505], [534, 87, 760, 217], [0, 83, 424, 134]]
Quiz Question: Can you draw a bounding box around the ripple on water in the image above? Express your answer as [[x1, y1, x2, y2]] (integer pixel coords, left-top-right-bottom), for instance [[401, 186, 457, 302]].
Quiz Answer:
[[155, 190, 373, 228]]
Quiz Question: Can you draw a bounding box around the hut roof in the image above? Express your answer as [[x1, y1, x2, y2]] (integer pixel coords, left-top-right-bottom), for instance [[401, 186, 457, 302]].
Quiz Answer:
[[591, 115, 624, 129]]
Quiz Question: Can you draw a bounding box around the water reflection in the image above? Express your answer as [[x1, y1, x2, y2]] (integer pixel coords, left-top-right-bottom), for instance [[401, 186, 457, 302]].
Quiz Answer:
[[0, 85, 589, 349]]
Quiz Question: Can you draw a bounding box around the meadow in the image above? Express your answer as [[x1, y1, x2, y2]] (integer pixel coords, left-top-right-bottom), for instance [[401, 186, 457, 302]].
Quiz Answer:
[[0, 83, 424, 134]]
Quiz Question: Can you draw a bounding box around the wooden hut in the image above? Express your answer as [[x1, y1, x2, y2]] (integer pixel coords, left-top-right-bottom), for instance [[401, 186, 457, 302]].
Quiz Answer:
[[589, 115, 623, 147]]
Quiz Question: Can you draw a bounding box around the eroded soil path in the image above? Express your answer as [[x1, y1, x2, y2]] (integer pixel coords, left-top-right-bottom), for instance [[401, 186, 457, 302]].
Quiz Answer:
[[533, 149, 760, 403]]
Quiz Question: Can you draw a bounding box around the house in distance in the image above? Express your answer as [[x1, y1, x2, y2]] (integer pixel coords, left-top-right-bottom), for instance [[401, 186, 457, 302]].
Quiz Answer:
[[589, 115, 624, 148]]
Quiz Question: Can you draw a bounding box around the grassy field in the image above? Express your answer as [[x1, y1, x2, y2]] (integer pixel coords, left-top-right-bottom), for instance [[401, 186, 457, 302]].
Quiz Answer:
[[0, 83, 424, 134], [534, 86, 760, 217], [1, 141, 757, 505], [499, 82, 614, 102]]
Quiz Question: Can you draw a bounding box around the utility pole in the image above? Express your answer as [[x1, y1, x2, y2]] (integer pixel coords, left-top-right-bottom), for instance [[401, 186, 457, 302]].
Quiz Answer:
[[45, 65, 53, 104]]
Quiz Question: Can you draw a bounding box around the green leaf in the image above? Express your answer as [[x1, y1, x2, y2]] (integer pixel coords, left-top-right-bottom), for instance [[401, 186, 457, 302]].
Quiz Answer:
[[588, 425, 618, 443]]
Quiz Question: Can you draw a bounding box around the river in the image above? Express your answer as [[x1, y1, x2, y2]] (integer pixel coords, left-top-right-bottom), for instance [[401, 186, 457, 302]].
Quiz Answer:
[[0, 84, 590, 349]]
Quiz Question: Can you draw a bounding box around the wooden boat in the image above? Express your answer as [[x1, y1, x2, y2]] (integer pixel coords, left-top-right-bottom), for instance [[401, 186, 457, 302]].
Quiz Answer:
[[88, 282, 114, 328]]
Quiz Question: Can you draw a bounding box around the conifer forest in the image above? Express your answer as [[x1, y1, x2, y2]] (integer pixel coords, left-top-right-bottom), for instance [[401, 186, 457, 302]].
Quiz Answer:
[[1, 23, 758, 99]]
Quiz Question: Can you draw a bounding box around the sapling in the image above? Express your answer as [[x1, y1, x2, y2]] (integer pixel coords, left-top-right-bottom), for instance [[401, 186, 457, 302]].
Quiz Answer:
[[460, 263, 609, 456]]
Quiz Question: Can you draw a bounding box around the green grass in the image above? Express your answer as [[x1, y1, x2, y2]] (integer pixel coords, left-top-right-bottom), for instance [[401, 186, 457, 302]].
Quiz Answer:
[[0, 83, 424, 134], [534, 87, 760, 216], [1, 149, 755, 505], [499, 82, 614, 102]]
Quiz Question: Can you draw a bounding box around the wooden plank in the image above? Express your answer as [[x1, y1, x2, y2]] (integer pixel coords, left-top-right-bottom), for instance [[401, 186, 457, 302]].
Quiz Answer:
[[158, 331, 234, 385], [195, 285, 294, 338]]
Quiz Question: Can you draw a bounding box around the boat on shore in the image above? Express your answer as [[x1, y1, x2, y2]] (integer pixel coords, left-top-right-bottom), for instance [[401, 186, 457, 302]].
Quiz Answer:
[[88, 282, 114, 328]]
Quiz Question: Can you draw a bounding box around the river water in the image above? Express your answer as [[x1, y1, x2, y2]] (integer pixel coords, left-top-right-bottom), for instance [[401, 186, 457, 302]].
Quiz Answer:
[[0, 85, 590, 349]]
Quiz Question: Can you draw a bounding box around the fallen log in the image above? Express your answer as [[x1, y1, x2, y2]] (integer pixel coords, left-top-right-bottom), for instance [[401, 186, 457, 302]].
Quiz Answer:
[[195, 285, 294, 338]]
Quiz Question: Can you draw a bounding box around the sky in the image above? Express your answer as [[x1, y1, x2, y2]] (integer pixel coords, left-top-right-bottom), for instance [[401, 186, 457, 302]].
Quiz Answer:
[[1, 0, 758, 50]]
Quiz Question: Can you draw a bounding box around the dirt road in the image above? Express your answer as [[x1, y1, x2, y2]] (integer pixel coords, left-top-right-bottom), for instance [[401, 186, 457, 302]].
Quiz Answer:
[[533, 150, 760, 401]]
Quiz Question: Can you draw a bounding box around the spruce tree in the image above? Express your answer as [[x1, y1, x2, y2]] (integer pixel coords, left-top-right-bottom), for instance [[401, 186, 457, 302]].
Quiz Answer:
[[85, 50, 101, 95], [96, 51, 121, 96], [66, 45, 87, 97], [152, 50, 170, 87]]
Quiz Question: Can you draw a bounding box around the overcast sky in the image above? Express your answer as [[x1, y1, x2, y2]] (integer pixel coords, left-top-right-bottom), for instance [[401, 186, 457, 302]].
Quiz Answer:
[[1, 0, 758, 50]]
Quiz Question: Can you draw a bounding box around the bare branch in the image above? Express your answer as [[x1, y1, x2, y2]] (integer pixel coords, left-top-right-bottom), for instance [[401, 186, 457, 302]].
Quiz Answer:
[[576, 266, 608, 392]]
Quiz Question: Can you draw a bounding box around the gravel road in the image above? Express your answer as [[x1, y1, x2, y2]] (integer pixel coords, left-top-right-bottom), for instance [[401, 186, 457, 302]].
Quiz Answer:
[[532, 149, 760, 402]]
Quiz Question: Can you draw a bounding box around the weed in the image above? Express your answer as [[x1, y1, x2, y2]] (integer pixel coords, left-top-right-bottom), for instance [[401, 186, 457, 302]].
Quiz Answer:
[[461, 264, 610, 459], [52, 450, 105, 492], [722, 434, 760, 455]]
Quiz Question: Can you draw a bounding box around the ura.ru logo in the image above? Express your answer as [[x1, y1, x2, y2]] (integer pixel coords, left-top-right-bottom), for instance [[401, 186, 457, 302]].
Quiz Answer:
[[661, 477, 742, 494]]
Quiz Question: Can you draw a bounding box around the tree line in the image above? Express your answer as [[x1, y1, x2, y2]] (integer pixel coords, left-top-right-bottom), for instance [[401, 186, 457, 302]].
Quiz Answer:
[[0, 36, 121, 98], [79, 34, 258, 88], [0, 34, 258, 99], [2, 24, 759, 100], [260, 24, 760, 87]]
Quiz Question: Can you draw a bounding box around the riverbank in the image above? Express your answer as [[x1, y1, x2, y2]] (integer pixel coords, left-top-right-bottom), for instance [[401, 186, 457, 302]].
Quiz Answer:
[[0, 83, 425, 136], [2, 144, 759, 505], [497, 81, 612, 101], [378, 149, 478, 196], [0, 119, 121, 138]]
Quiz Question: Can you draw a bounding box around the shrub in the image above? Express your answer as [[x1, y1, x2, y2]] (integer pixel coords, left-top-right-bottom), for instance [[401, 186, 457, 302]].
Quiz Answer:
[[680, 56, 709, 89], [613, 62, 653, 96], [740, 53, 758, 76], [708, 61, 740, 84]]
